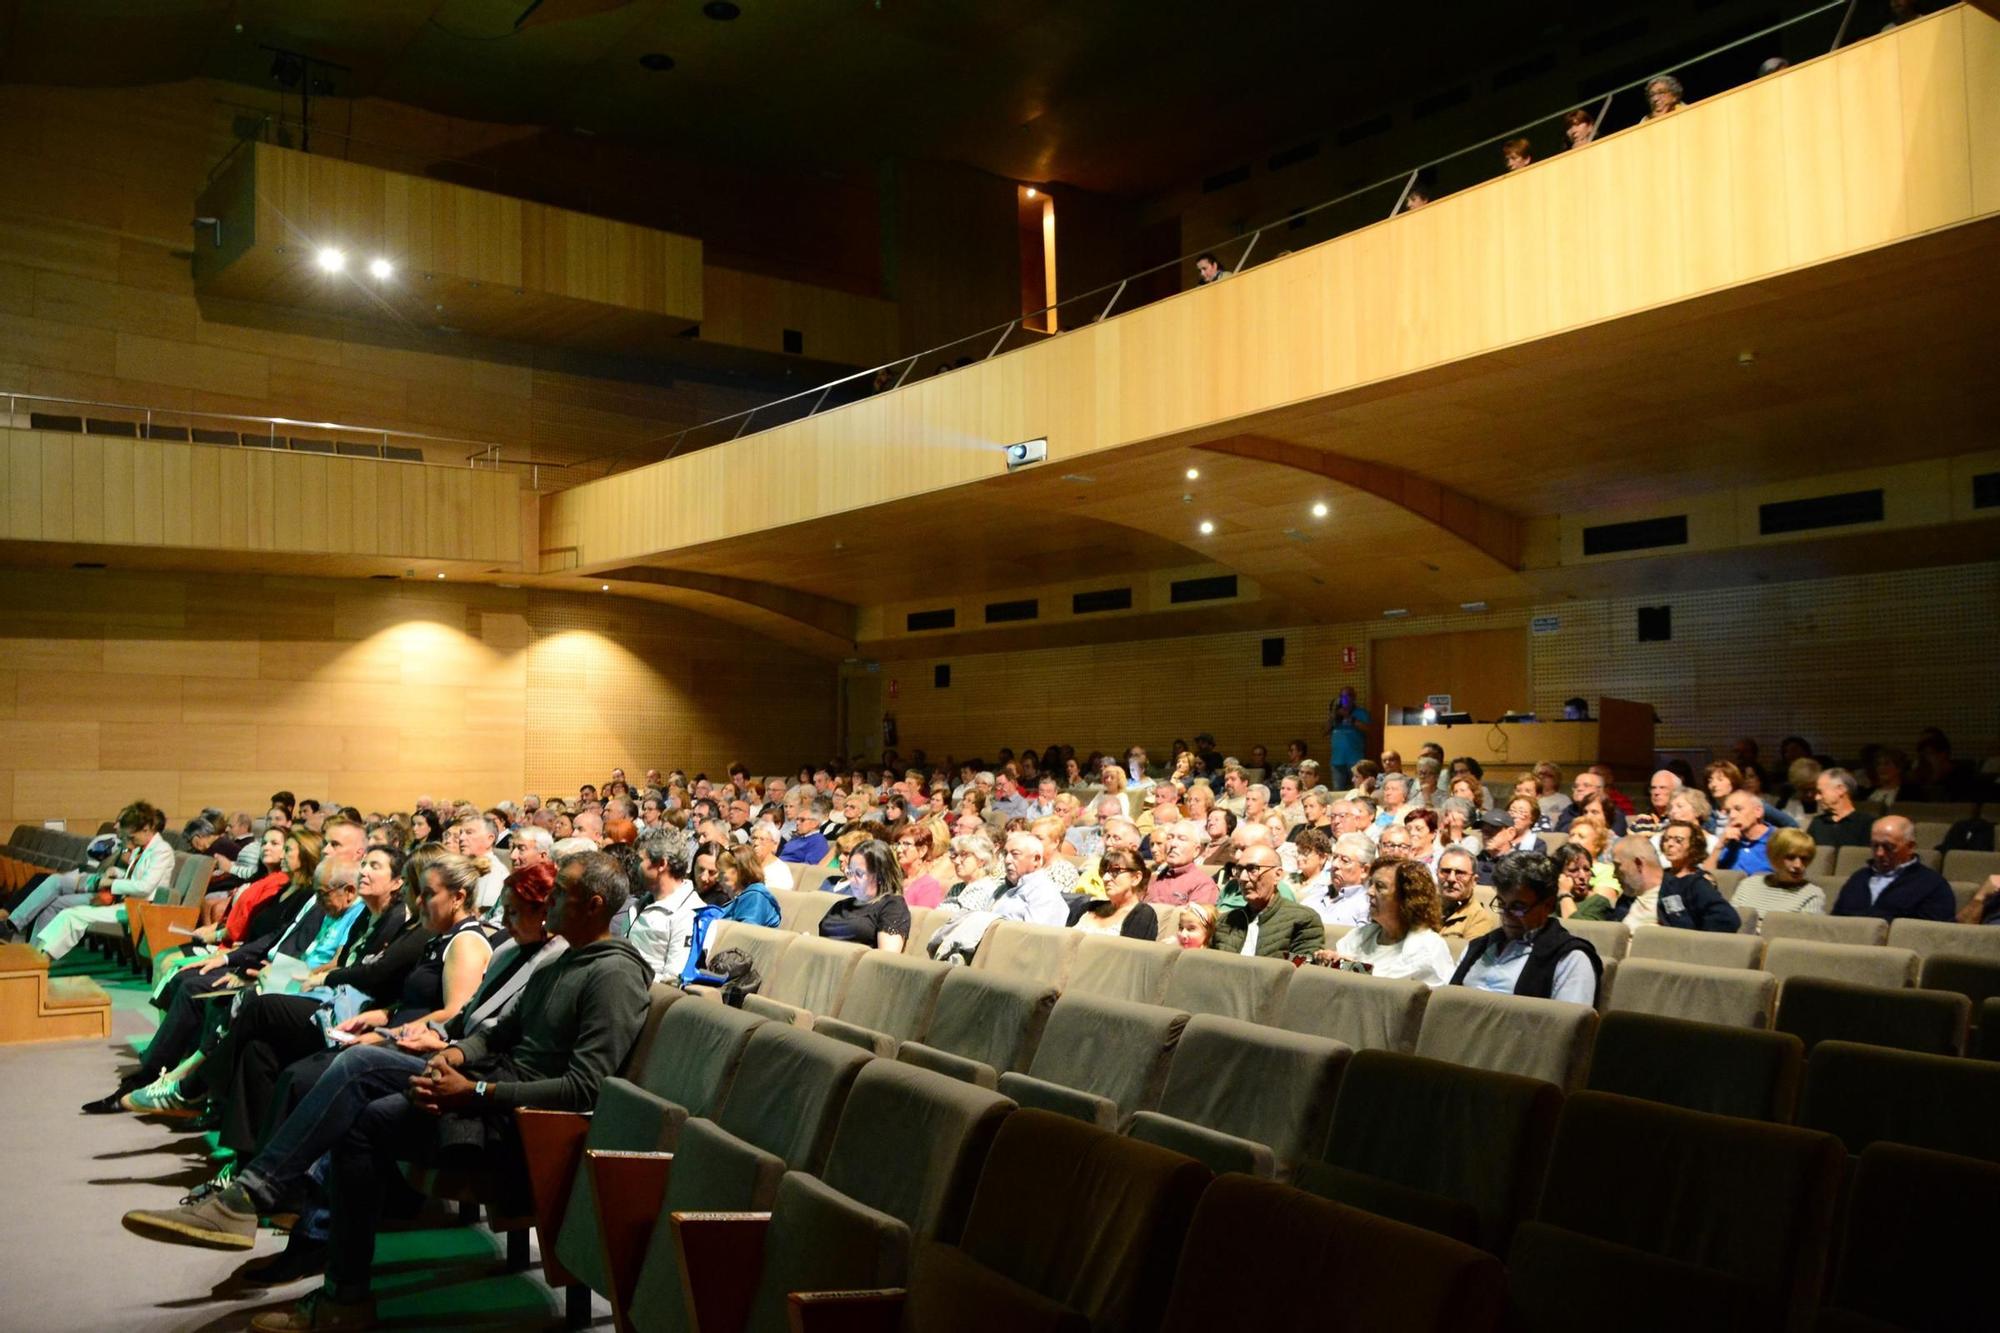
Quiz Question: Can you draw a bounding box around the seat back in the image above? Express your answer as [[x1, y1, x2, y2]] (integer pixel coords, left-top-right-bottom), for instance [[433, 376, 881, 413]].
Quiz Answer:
[[554, 1076, 684, 1292], [1586, 1010, 1803, 1122], [1917, 953, 2000, 1013], [1627, 926, 1763, 970], [1560, 918, 1629, 962], [1709, 868, 1744, 901], [635, 994, 767, 1117], [1943, 848, 2000, 883], [897, 969, 1057, 1087], [1067, 934, 1179, 1005], [1799, 1039, 2000, 1160], [169, 852, 210, 906], [1001, 992, 1189, 1128], [1414, 986, 1597, 1092], [1307, 1049, 1559, 1255], [1129, 1015, 1347, 1181], [1160, 948, 1293, 1024], [761, 934, 866, 1016], [772, 888, 841, 934], [1763, 938, 1919, 989], [1774, 977, 1971, 1056], [1160, 1175, 1502, 1333], [1757, 912, 1887, 947], [1886, 916, 2000, 968], [1278, 964, 1429, 1052], [1511, 1090, 1843, 1333], [713, 1022, 874, 1175], [813, 951, 950, 1055], [710, 921, 798, 980], [971, 920, 1081, 987], [904, 1109, 1210, 1333], [1605, 958, 1777, 1029], [1823, 1143, 2000, 1333]]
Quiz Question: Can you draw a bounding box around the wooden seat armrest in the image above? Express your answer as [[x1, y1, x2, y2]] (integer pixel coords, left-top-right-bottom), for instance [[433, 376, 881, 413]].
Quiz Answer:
[[585, 1150, 676, 1331], [786, 1289, 908, 1333], [514, 1108, 592, 1285], [671, 1212, 772, 1333]]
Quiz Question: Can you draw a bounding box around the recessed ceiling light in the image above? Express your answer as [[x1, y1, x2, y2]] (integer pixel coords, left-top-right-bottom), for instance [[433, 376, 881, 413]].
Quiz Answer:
[[638, 52, 675, 71], [314, 246, 345, 273], [367, 256, 393, 280], [1185, 468, 1200, 480], [1311, 501, 1328, 518], [435, 572, 445, 579], [1199, 520, 1215, 535], [601, 584, 610, 592], [703, 1, 741, 18], [1025, 187, 1038, 198]]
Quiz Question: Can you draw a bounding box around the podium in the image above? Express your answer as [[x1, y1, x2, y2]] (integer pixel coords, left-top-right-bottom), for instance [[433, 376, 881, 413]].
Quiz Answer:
[[1382, 696, 1656, 780]]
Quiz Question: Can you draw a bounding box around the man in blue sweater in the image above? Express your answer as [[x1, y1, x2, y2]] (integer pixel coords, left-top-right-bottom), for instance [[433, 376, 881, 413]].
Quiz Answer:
[[1830, 816, 1955, 922]]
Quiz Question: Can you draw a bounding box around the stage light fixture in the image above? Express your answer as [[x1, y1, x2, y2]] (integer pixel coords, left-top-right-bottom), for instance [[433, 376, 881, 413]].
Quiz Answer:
[[315, 247, 346, 273]]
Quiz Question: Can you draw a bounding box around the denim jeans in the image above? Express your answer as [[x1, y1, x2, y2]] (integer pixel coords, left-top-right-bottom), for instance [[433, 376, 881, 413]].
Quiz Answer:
[[236, 1043, 426, 1212]]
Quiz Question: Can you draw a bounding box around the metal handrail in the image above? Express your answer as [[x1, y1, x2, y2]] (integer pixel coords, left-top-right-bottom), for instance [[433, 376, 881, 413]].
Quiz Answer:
[[638, 0, 1851, 463]]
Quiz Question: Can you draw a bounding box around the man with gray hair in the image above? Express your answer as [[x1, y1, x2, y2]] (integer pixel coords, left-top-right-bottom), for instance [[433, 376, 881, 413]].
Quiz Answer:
[[626, 827, 703, 982], [779, 796, 832, 866], [1147, 819, 1219, 908], [1807, 767, 1872, 849], [454, 813, 509, 913], [990, 831, 1068, 926], [1321, 832, 1377, 926]]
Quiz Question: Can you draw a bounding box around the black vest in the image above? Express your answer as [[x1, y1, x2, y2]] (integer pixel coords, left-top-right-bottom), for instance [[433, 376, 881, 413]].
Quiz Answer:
[[1449, 919, 1602, 1002]]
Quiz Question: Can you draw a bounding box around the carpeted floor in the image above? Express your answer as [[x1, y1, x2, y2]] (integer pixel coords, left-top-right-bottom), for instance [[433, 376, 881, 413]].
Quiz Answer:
[[0, 949, 610, 1331]]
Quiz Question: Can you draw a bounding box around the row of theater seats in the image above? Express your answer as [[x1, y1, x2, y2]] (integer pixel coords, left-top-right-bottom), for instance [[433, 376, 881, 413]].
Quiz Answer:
[[20, 411, 426, 460], [0, 826, 216, 971], [504, 977, 1995, 1332]]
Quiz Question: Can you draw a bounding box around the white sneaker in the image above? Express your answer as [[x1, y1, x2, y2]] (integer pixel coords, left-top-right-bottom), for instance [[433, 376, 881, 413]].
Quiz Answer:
[[122, 1076, 199, 1117]]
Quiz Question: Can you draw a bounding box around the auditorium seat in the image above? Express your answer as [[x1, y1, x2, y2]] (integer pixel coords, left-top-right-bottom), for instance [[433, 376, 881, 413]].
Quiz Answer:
[[1300, 1049, 1559, 1254], [1603, 958, 1777, 1028], [1763, 938, 1919, 990], [1627, 926, 1764, 969], [812, 951, 950, 1057], [1834, 845, 1943, 879], [702, 922, 798, 990], [1414, 987, 1597, 1092], [1126, 1015, 1346, 1180], [1161, 948, 1292, 1024], [1506, 1091, 1843, 1333], [1710, 868, 1745, 902], [1886, 916, 2000, 968], [1158, 1174, 1503, 1333], [1818, 1143, 1998, 1333], [1917, 955, 2000, 1020], [771, 888, 841, 934], [1942, 849, 2000, 883], [897, 969, 1057, 1088], [1277, 964, 1429, 1052], [678, 1059, 1012, 1333], [971, 920, 1081, 987], [897, 1109, 1209, 1333], [997, 991, 1189, 1130], [1560, 917, 1629, 962], [1775, 977, 1970, 1056], [741, 935, 865, 1028], [1065, 934, 1178, 1005], [1757, 912, 1888, 947], [614, 1023, 871, 1332], [1806, 846, 1838, 881], [1585, 1010, 1803, 1123], [1799, 1040, 2000, 1161]]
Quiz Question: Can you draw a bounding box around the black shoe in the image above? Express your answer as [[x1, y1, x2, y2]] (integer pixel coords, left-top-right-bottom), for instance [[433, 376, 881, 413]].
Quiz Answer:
[[82, 1074, 150, 1114], [240, 1236, 327, 1287]]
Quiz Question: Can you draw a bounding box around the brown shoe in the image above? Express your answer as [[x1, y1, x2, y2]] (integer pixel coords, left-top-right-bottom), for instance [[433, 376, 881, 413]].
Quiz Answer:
[[121, 1191, 258, 1249], [249, 1292, 376, 1331]]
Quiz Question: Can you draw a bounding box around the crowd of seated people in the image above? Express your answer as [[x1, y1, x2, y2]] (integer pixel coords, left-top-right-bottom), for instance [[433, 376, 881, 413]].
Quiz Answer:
[[8, 717, 1987, 1328]]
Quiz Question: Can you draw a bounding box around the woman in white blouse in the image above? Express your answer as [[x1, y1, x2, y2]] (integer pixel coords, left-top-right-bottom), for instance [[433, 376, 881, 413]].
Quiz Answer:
[[1315, 859, 1456, 987]]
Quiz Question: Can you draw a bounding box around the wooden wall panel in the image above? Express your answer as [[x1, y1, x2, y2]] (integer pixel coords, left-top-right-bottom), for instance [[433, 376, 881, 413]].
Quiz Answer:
[[546, 12, 1998, 572], [699, 268, 899, 369], [0, 568, 839, 833]]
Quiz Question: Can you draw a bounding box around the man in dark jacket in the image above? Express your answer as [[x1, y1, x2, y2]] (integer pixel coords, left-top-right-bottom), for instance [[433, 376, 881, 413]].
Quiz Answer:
[[1830, 816, 1956, 923], [1210, 845, 1324, 959], [252, 851, 650, 1333], [1451, 851, 1602, 1006], [1612, 836, 1739, 932]]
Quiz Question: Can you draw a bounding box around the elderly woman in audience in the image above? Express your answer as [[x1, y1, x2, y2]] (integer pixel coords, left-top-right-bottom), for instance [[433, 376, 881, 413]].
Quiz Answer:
[[714, 844, 781, 926], [1706, 761, 1796, 829], [943, 831, 1000, 907], [1436, 847, 1498, 939], [1731, 827, 1826, 915], [1448, 773, 1489, 815], [750, 820, 794, 890], [1642, 73, 1685, 120], [1067, 847, 1160, 939], [1401, 806, 1443, 871], [1027, 815, 1081, 891], [1564, 814, 1618, 888], [892, 825, 945, 907], [1485, 794, 1544, 858], [1556, 841, 1620, 920], [820, 839, 910, 952], [1175, 901, 1218, 950], [1437, 797, 1484, 859], [1300, 786, 1335, 831], [1315, 859, 1455, 986], [1097, 762, 1134, 817]]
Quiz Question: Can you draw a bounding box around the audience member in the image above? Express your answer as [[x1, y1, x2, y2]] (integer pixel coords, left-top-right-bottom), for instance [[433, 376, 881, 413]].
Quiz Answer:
[[1436, 848, 1497, 939], [1731, 827, 1827, 915], [1210, 845, 1324, 960], [1711, 790, 1777, 876], [1175, 902, 1218, 949], [1194, 252, 1229, 284], [1642, 74, 1685, 120], [627, 827, 703, 982], [1830, 816, 1955, 922], [1617, 834, 1738, 932], [1807, 768, 1872, 848], [713, 844, 781, 926], [1318, 859, 1453, 985], [1555, 770, 1627, 836], [820, 838, 911, 951], [1067, 847, 1161, 939], [1451, 851, 1602, 1005], [1147, 819, 1220, 908], [1501, 137, 1533, 170], [1564, 107, 1595, 148]]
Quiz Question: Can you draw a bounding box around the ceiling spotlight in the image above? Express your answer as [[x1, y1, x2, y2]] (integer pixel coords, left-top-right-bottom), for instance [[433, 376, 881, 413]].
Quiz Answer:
[[1311, 501, 1328, 518], [367, 256, 394, 280], [314, 246, 346, 273], [1199, 520, 1215, 535], [1025, 187, 1038, 198], [601, 584, 610, 592], [1185, 468, 1200, 480]]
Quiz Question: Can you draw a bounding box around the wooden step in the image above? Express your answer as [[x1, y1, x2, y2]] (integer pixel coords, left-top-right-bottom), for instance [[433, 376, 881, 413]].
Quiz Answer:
[[45, 976, 110, 1009], [0, 949, 112, 1044]]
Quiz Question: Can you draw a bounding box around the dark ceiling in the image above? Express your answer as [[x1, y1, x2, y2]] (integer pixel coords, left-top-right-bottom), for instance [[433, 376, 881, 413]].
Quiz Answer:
[[0, 0, 1654, 197]]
